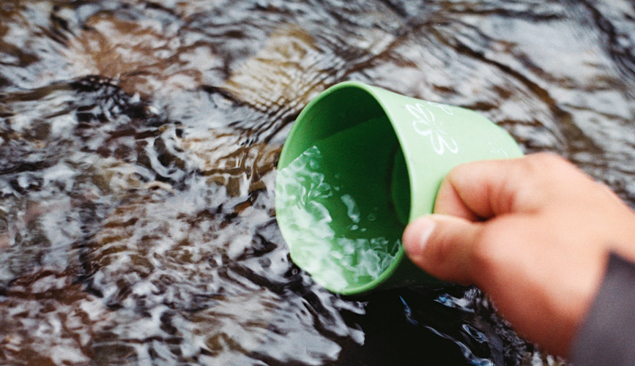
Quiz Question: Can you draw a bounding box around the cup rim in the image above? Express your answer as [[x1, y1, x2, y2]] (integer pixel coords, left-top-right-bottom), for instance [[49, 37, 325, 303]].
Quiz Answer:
[[277, 80, 410, 295]]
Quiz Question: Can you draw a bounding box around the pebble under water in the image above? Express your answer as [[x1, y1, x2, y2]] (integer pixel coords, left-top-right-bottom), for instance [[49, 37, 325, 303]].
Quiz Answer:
[[2, 1, 635, 365]]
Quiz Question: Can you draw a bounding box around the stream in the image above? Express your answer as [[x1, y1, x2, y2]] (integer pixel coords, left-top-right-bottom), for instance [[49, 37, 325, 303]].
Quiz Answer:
[[1, 1, 635, 365]]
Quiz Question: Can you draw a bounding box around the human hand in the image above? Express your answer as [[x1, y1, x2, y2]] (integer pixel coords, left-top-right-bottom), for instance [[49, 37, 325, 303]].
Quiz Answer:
[[402, 153, 635, 357]]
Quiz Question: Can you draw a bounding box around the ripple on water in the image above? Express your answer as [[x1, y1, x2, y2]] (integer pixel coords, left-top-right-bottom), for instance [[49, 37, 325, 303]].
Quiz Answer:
[[1, 1, 635, 365]]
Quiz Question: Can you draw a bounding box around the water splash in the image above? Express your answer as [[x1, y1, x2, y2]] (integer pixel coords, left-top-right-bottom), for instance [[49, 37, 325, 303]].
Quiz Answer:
[[276, 145, 399, 292]]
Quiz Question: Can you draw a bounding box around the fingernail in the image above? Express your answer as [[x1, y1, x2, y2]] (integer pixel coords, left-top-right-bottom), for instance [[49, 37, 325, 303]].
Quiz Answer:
[[404, 217, 436, 257]]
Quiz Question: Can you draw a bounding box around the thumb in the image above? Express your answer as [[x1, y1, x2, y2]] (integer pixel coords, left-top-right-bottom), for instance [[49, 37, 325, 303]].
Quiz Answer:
[[402, 214, 484, 285]]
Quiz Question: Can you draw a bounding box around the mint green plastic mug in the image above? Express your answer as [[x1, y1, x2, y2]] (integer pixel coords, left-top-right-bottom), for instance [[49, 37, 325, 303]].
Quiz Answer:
[[275, 81, 522, 295]]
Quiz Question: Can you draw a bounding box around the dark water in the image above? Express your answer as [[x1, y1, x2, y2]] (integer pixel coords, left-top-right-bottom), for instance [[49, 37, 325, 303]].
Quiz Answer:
[[1, 0, 634, 365]]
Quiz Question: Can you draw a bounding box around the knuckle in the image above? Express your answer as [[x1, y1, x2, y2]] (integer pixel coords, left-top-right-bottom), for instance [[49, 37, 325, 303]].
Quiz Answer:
[[470, 224, 507, 281], [424, 229, 453, 267], [527, 152, 567, 165], [524, 153, 575, 176], [421, 226, 465, 282]]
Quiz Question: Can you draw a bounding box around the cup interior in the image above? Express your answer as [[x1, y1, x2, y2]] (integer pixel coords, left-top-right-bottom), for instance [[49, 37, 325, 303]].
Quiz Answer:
[[276, 84, 411, 293]]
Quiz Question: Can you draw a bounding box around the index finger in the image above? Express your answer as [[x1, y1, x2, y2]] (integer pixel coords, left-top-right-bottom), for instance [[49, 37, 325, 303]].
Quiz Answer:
[[433, 153, 577, 220]]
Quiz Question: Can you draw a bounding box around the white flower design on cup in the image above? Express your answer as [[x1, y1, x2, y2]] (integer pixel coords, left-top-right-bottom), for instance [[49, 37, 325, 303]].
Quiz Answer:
[[406, 103, 459, 155], [426, 101, 454, 116], [488, 141, 509, 158]]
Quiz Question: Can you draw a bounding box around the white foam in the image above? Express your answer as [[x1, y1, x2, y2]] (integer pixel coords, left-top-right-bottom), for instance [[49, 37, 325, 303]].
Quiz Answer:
[[277, 145, 398, 291]]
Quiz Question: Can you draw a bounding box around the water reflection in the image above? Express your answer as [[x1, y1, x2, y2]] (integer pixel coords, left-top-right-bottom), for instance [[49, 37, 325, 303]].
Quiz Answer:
[[1, 0, 635, 365]]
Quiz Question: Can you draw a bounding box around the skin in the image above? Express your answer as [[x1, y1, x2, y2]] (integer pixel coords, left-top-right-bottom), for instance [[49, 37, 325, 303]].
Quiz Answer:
[[402, 153, 635, 357]]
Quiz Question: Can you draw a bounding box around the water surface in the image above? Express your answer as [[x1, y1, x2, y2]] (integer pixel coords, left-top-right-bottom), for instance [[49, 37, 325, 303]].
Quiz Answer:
[[1, 1, 635, 365]]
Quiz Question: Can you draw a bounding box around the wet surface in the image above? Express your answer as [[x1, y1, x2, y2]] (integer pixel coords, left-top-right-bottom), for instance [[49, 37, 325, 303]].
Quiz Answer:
[[1, 0, 635, 365]]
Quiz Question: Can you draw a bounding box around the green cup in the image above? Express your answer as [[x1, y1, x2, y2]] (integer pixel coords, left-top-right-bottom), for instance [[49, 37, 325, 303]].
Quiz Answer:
[[275, 81, 522, 295]]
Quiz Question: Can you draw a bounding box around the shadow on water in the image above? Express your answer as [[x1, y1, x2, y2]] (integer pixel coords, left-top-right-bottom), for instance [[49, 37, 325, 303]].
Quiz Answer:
[[1, 0, 635, 365]]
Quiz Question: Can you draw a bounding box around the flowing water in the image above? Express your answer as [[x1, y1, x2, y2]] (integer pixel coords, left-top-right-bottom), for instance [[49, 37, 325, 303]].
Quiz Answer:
[[1, 1, 635, 365]]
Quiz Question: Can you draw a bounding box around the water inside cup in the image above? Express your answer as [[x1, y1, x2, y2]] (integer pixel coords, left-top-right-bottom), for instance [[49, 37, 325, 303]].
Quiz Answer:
[[276, 116, 410, 293]]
